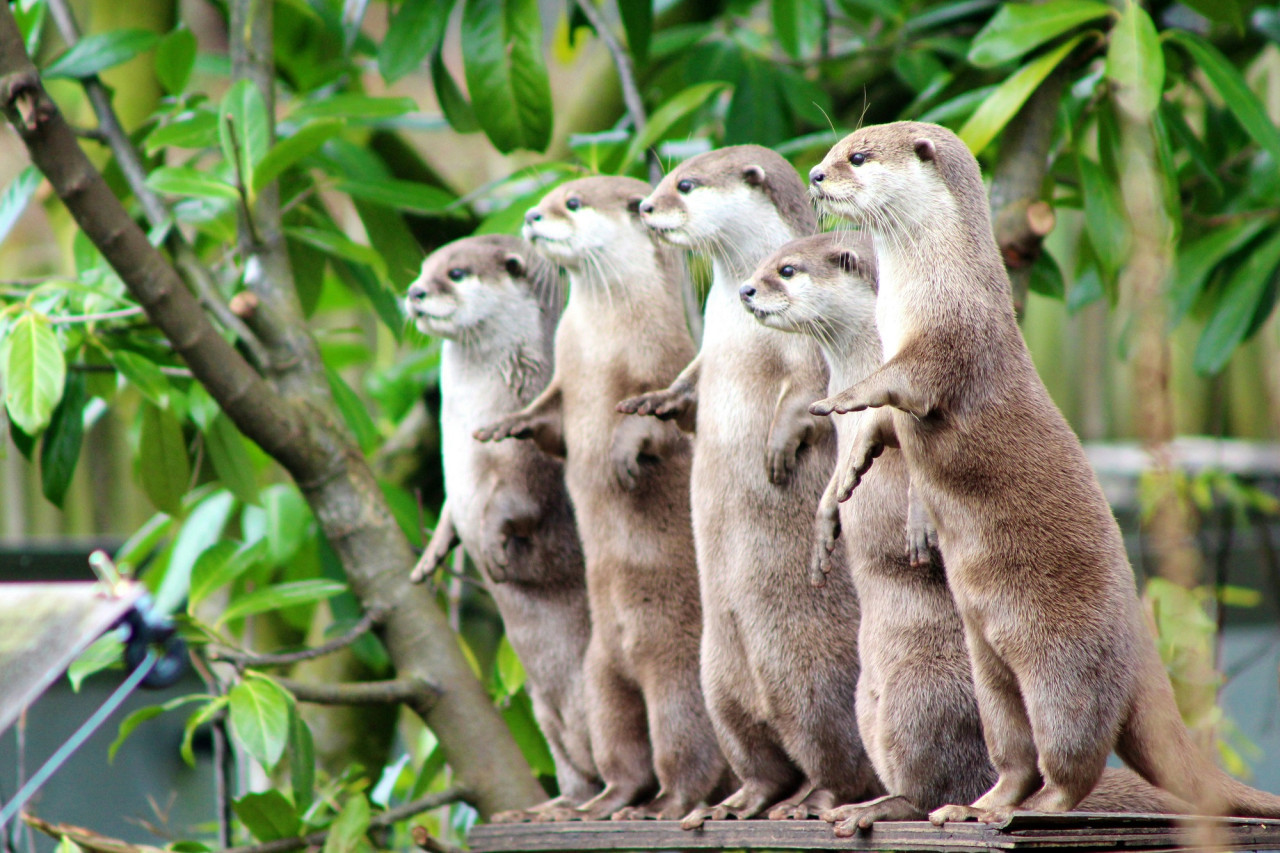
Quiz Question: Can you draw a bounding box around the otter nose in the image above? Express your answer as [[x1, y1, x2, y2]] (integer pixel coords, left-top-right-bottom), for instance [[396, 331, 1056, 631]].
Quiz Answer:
[[639, 201, 654, 214], [524, 209, 542, 225], [809, 167, 825, 185], [739, 283, 756, 302], [407, 283, 427, 301]]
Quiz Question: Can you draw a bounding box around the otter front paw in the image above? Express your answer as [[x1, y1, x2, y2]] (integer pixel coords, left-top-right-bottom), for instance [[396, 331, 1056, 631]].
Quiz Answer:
[[810, 499, 842, 586], [905, 515, 938, 568], [409, 538, 452, 584], [617, 386, 694, 422], [474, 413, 535, 443]]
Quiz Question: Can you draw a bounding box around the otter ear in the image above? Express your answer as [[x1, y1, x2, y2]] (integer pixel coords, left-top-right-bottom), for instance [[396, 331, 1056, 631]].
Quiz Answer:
[[828, 249, 858, 273], [504, 253, 526, 278], [742, 165, 766, 186], [914, 138, 936, 162], [626, 195, 644, 215]]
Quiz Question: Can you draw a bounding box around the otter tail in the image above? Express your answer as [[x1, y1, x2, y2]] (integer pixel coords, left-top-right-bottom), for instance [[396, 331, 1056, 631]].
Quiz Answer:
[[1117, 637, 1280, 817]]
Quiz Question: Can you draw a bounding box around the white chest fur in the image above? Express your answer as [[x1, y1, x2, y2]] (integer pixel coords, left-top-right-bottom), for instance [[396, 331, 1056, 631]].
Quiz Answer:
[[873, 238, 907, 360]]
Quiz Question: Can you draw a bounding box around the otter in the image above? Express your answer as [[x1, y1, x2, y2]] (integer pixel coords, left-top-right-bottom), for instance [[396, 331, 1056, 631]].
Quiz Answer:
[[740, 231, 1196, 833], [475, 176, 729, 821], [616, 146, 881, 828], [806, 121, 1280, 821], [403, 235, 598, 821]]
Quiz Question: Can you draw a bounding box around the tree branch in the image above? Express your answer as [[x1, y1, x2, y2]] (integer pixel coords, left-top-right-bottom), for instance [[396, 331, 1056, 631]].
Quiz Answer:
[[411, 825, 464, 853], [210, 608, 382, 667], [275, 676, 443, 716], [44, 0, 271, 370], [570, 0, 658, 184], [988, 67, 1067, 319]]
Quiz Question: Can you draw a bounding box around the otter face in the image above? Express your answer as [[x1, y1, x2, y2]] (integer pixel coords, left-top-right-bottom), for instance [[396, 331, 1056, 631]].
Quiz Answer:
[[639, 145, 805, 248], [739, 233, 877, 337], [808, 123, 952, 231], [405, 236, 541, 340], [522, 176, 650, 269]]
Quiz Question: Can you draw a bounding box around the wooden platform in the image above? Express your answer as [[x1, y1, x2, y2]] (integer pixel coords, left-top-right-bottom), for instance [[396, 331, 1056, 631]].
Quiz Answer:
[[467, 812, 1280, 852]]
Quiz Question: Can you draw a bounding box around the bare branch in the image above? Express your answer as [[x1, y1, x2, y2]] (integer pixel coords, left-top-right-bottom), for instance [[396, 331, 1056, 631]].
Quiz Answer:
[[210, 609, 383, 667], [411, 825, 464, 853], [274, 676, 443, 715], [570, 0, 658, 184], [49, 306, 146, 325], [69, 363, 193, 379], [43, 0, 271, 369]]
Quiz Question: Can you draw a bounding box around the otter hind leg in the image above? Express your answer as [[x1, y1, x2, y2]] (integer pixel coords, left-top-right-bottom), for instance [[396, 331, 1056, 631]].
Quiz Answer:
[[824, 795, 927, 835], [576, 658, 656, 820]]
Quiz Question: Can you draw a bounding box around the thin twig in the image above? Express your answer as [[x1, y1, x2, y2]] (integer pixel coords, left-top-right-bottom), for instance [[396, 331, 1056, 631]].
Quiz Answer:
[[68, 363, 193, 378], [274, 677, 442, 715], [48, 306, 145, 325], [186, 652, 234, 849], [210, 609, 382, 667], [44, 0, 271, 370], [569, 0, 658, 184], [218, 788, 471, 853], [411, 825, 464, 853]]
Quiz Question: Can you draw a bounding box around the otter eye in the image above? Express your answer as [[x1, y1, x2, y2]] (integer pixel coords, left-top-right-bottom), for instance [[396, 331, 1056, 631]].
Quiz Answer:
[[565, 197, 582, 211], [849, 152, 866, 166], [676, 179, 695, 194], [447, 268, 467, 282], [779, 265, 795, 279]]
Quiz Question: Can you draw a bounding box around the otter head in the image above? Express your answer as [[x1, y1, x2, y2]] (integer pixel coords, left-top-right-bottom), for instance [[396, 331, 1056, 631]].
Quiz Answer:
[[638, 145, 815, 250], [521, 176, 653, 271], [405, 234, 552, 343], [808, 121, 981, 235], [739, 231, 877, 338]]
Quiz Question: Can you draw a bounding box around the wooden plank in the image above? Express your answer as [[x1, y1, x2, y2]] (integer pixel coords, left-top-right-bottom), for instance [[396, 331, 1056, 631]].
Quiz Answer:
[[466, 815, 1280, 853]]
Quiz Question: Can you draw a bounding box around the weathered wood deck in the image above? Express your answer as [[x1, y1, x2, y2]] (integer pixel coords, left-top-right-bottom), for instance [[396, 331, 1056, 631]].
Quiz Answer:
[[467, 812, 1280, 852]]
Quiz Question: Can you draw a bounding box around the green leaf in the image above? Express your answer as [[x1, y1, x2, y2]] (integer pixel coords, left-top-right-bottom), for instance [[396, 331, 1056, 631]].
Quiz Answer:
[[619, 0, 653, 64], [0, 166, 41, 247], [290, 94, 417, 123], [496, 635, 526, 696], [326, 367, 379, 454], [1105, 0, 1163, 118], [623, 81, 728, 167], [110, 349, 171, 408], [228, 678, 292, 769], [188, 540, 265, 609], [109, 695, 208, 761], [379, 0, 455, 82], [959, 34, 1086, 156], [145, 110, 221, 154], [284, 226, 385, 274], [216, 580, 347, 627], [499, 690, 555, 776], [462, 0, 554, 153], [1169, 219, 1269, 324], [772, 0, 823, 61], [1180, 0, 1244, 32], [1167, 31, 1280, 167], [181, 696, 228, 766], [431, 49, 480, 134], [1028, 249, 1065, 300], [289, 712, 316, 810], [335, 177, 455, 215], [253, 120, 344, 192], [332, 259, 405, 335], [40, 370, 85, 507], [219, 80, 270, 195], [5, 313, 66, 435], [968, 0, 1110, 68], [67, 633, 122, 692], [322, 796, 371, 853], [43, 28, 159, 79], [1193, 228, 1280, 375], [233, 791, 301, 842], [155, 26, 196, 94], [259, 483, 312, 565], [145, 167, 239, 202], [114, 512, 172, 575], [138, 401, 190, 515], [1077, 155, 1128, 277], [203, 414, 259, 506]]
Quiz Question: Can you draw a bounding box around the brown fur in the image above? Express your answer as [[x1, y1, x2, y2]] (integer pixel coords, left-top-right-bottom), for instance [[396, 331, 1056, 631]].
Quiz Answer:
[[743, 232, 1195, 832], [405, 236, 598, 821], [476, 177, 729, 821], [807, 121, 1280, 822], [619, 148, 881, 828]]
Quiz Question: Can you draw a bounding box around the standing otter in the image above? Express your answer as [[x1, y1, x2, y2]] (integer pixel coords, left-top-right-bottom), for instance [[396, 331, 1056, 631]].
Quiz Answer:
[[806, 121, 1280, 821], [617, 146, 880, 828], [476, 176, 728, 821], [404, 235, 599, 821], [741, 232, 1196, 833]]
